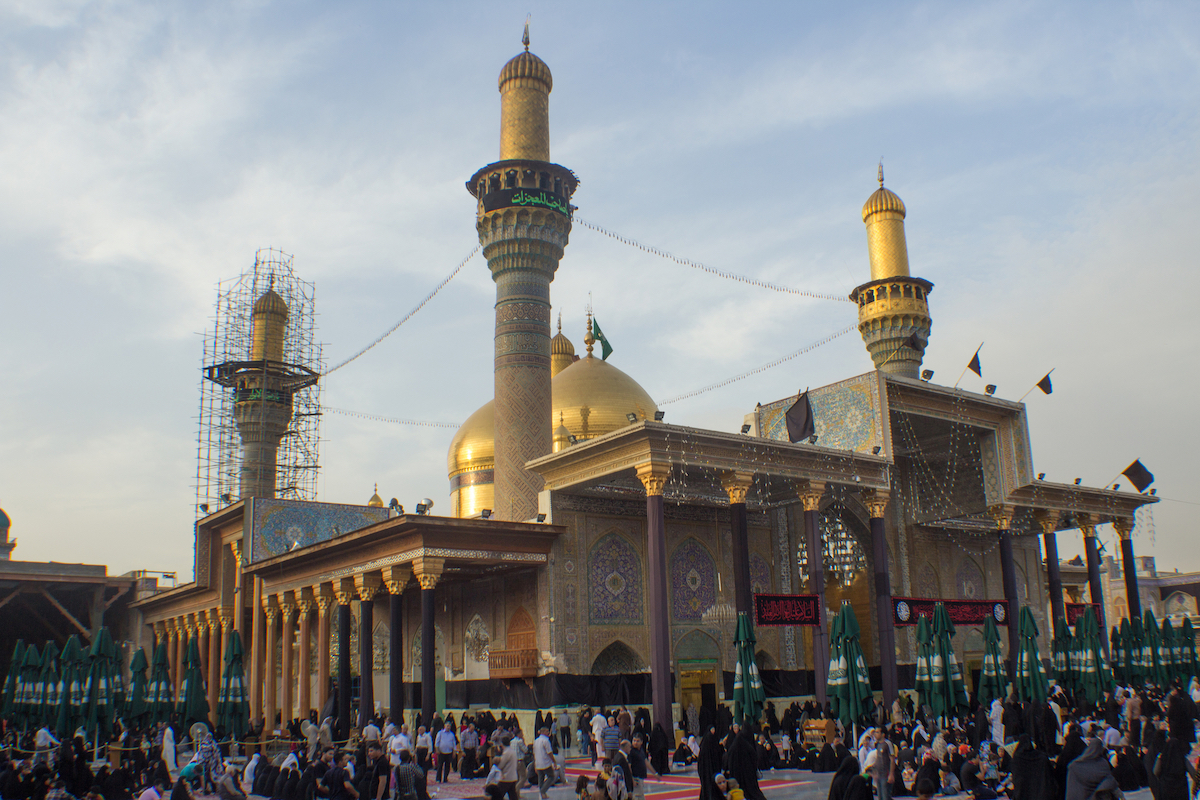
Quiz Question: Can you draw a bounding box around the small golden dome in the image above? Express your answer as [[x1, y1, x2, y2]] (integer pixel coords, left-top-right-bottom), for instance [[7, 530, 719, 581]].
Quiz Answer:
[[862, 187, 906, 221], [551, 330, 574, 356], [499, 51, 553, 92], [368, 484, 384, 508], [252, 289, 289, 319]]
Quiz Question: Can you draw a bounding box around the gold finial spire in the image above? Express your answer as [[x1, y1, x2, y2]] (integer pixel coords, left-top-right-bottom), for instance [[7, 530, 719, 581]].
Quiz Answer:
[[522, 15, 530, 51], [557, 312, 562, 334], [878, 160, 884, 188], [584, 307, 595, 357]]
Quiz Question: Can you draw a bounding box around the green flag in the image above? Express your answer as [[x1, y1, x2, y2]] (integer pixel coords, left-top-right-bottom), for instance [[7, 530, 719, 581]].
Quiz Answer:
[[591, 318, 613, 361]]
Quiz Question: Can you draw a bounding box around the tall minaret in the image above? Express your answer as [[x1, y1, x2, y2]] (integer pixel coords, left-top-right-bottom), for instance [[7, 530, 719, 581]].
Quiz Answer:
[[849, 165, 933, 378], [232, 288, 294, 498], [467, 27, 577, 521]]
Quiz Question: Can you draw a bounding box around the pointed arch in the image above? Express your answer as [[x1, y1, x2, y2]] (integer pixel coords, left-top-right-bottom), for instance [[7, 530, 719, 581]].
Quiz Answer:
[[955, 557, 984, 600], [590, 640, 645, 675]]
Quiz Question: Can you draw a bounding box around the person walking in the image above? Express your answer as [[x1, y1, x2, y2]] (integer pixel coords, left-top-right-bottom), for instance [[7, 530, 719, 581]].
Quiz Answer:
[[602, 718, 621, 763], [534, 728, 555, 800], [497, 738, 520, 800], [435, 723, 457, 783]]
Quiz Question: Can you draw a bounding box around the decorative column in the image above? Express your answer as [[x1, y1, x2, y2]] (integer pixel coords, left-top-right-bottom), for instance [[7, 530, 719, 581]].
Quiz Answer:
[[637, 462, 673, 730], [219, 613, 233, 712], [334, 578, 356, 738], [280, 595, 296, 727], [1114, 518, 1141, 621], [1079, 515, 1109, 652], [249, 576, 264, 726], [866, 490, 898, 706], [355, 573, 382, 727], [721, 472, 755, 618], [1036, 511, 1066, 625], [315, 586, 333, 717], [231, 541, 244, 638], [296, 591, 313, 724], [198, 616, 210, 682], [169, 620, 182, 696], [263, 598, 279, 735], [207, 612, 221, 724], [990, 505, 1021, 681], [798, 481, 827, 704], [413, 559, 443, 729], [383, 566, 412, 721]]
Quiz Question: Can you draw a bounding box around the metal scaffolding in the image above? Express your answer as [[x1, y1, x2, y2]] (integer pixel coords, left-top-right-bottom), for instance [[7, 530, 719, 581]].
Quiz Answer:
[[195, 248, 322, 517]]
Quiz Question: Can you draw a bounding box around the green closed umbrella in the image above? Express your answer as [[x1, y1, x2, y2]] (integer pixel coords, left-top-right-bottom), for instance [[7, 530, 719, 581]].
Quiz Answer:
[[126, 648, 150, 726], [1110, 625, 1125, 685], [216, 629, 249, 740], [914, 615, 933, 711], [147, 641, 174, 725], [1162, 618, 1179, 685], [2, 641, 26, 723], [978, 615, 1008, 709], [1120, 618, 1136, 685], [1015, 607, 1048, 704], [34, 641, 61, 730], [732, 614, 766, 726], [1144, 610, 1168, 688], [1181, 618, 1199, 682], [1075, 608, 1111, 705], [827, 607, 847, 713], [1129, 615, 1147, 686], [56, 635, 86, 737], [16, 644, 41, 730], [829, 604, 873, 728], [1052, 619, 1074, 692], [930, 603, 969, 719], [177, 637, 209, 726], [84, 627, 121, 743]]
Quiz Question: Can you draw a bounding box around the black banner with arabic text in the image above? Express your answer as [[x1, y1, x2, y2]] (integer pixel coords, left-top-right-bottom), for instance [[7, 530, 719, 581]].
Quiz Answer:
[[755, 593, 821, 626], [892, 597, 1008, 627], [482, 188, 570, 216], [1065, 602, 1102, 625]]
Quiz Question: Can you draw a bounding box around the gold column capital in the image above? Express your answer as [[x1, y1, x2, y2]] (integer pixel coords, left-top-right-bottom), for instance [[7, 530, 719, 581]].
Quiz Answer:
[[206, 611, 221, 633], [295, 598, 313, 616], [1076, 513, 1096, 538], [183, 615, 197, 636], [635, 462, 672, 497], [333, 577, 356, 606], [987, 504, 1014, 531], [355, 572, 382, 602], [1113, 518, 1135, 540], [414, 557, 445, 591], [721, 471, 755, 505], [864, 489, 891, 520], [796, 480, 825, 512], [230, 539, 243, 565], [219, 612, 234, 632], [315, 595, 334, 617], [262, 595, 279, 622], [167, 619, 180, 637], [1034, 509, 1060, 536], [383, 565, 412, 595], [279, 601, 296, 623]]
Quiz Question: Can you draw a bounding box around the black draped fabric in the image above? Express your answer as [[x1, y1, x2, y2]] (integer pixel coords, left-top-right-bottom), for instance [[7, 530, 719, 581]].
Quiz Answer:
[[1167, 693, 1198, 744], [1011, 736, 1056, 800], [1113, 747, 1144, 792], [649, 724, 670, 776], [914, 759, 940, 794], [1157, 737, 1192, 800], [699, 706, 715, 738], [814, 744, 838, 773], [1144, 724, 1166, 800], [697, 732, 724, 800], [283, 771, 301, 800], [716, 706, 733, 740], [828, 757, 861, 800], [842, 774, 874, 800], [728, 730, 765, 800], [1065, 740, 1116, 800], [1055, 732, 1086, 800], [764, 704, 780, 735]]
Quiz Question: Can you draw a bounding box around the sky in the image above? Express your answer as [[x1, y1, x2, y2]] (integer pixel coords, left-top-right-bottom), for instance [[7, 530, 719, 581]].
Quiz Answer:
[[1, 1, 1197, 581]]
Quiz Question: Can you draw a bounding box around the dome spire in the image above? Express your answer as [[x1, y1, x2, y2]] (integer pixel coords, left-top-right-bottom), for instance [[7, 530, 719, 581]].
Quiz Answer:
[[878, 159, 884, 188], [522, 15, 530, 52], [584, 307, 595, 357]]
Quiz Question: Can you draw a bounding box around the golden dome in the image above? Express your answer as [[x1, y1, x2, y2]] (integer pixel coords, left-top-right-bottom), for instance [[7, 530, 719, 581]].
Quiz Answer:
[[252, 289, 289, 318], [499, 51, 552, 92], [862, 187, 906, 221], [550, 316, 576, 378], [447, 353, 658, 516], [368, 484, 384, 508]]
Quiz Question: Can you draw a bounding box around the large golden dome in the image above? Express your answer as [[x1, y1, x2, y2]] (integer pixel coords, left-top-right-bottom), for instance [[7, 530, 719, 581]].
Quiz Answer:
[[447, 341, 658, 517]]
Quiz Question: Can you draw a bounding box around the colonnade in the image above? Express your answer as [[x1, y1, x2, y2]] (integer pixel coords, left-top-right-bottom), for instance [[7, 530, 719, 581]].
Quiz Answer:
[[154, 609, 232, 726]]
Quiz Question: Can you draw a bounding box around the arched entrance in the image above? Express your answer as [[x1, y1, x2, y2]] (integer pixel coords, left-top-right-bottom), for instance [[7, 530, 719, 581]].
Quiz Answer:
[[590, 641, 644, 675], [676, 629, 720, 734]]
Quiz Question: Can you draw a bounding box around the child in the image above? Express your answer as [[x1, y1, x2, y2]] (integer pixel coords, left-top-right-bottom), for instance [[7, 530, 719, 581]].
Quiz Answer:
[[575, 774, 592, 800], [725, 777, 745, 800]]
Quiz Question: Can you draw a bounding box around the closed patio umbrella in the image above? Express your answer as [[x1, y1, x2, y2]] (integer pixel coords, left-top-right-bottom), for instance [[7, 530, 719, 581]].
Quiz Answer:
[[732, 614, 766, 726], [1015, 607, 1048, 704], [216, 629, 249, 740], [978, 615, 1008, 710]]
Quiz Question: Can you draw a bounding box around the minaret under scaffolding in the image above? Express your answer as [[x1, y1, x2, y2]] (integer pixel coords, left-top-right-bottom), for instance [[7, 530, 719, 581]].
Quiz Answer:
[[466, 26, 578, 521], [849, 165, 934, 379]]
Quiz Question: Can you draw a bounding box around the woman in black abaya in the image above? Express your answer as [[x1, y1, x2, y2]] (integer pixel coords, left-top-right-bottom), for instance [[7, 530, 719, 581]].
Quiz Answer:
[[1155, 736, 1199, 800], [698, 729, 724, 800], [828, 756, 860, 800], [727, 728, 765, 800], [1054, 725, 1085, 800], [1065, 740, 1118, 800], [1011, 735, 1055, 800], [649, 723, 671, 776]]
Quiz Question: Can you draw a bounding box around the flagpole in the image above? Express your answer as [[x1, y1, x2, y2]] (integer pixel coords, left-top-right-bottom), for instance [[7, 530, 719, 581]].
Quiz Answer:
[[1018, 369, 1055, 402], [876, 346, 905, 370], [953, 342, 984, 389]]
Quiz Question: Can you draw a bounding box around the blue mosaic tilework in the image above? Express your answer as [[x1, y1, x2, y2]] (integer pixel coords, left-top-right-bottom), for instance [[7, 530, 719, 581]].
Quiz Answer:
[[669, 538, 716, 622], [249, 498, 389, 563], [588, 533, 643, 625], [751, 554, 772, 595], [757, 373, 883, 453]]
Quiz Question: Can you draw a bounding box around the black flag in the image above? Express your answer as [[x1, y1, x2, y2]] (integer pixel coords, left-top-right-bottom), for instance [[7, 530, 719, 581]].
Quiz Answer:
[[967, 347, 982, 376], [1122, 459, 1155, 492], [902, 332, 923, 351], [1036, 373, 1053, 395], [785, 391, 815, 443]]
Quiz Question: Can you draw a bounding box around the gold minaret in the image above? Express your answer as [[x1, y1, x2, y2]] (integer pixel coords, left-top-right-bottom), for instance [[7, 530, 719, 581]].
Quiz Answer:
[[849, 165, 933, 378], [466, 27, 578, 521]]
